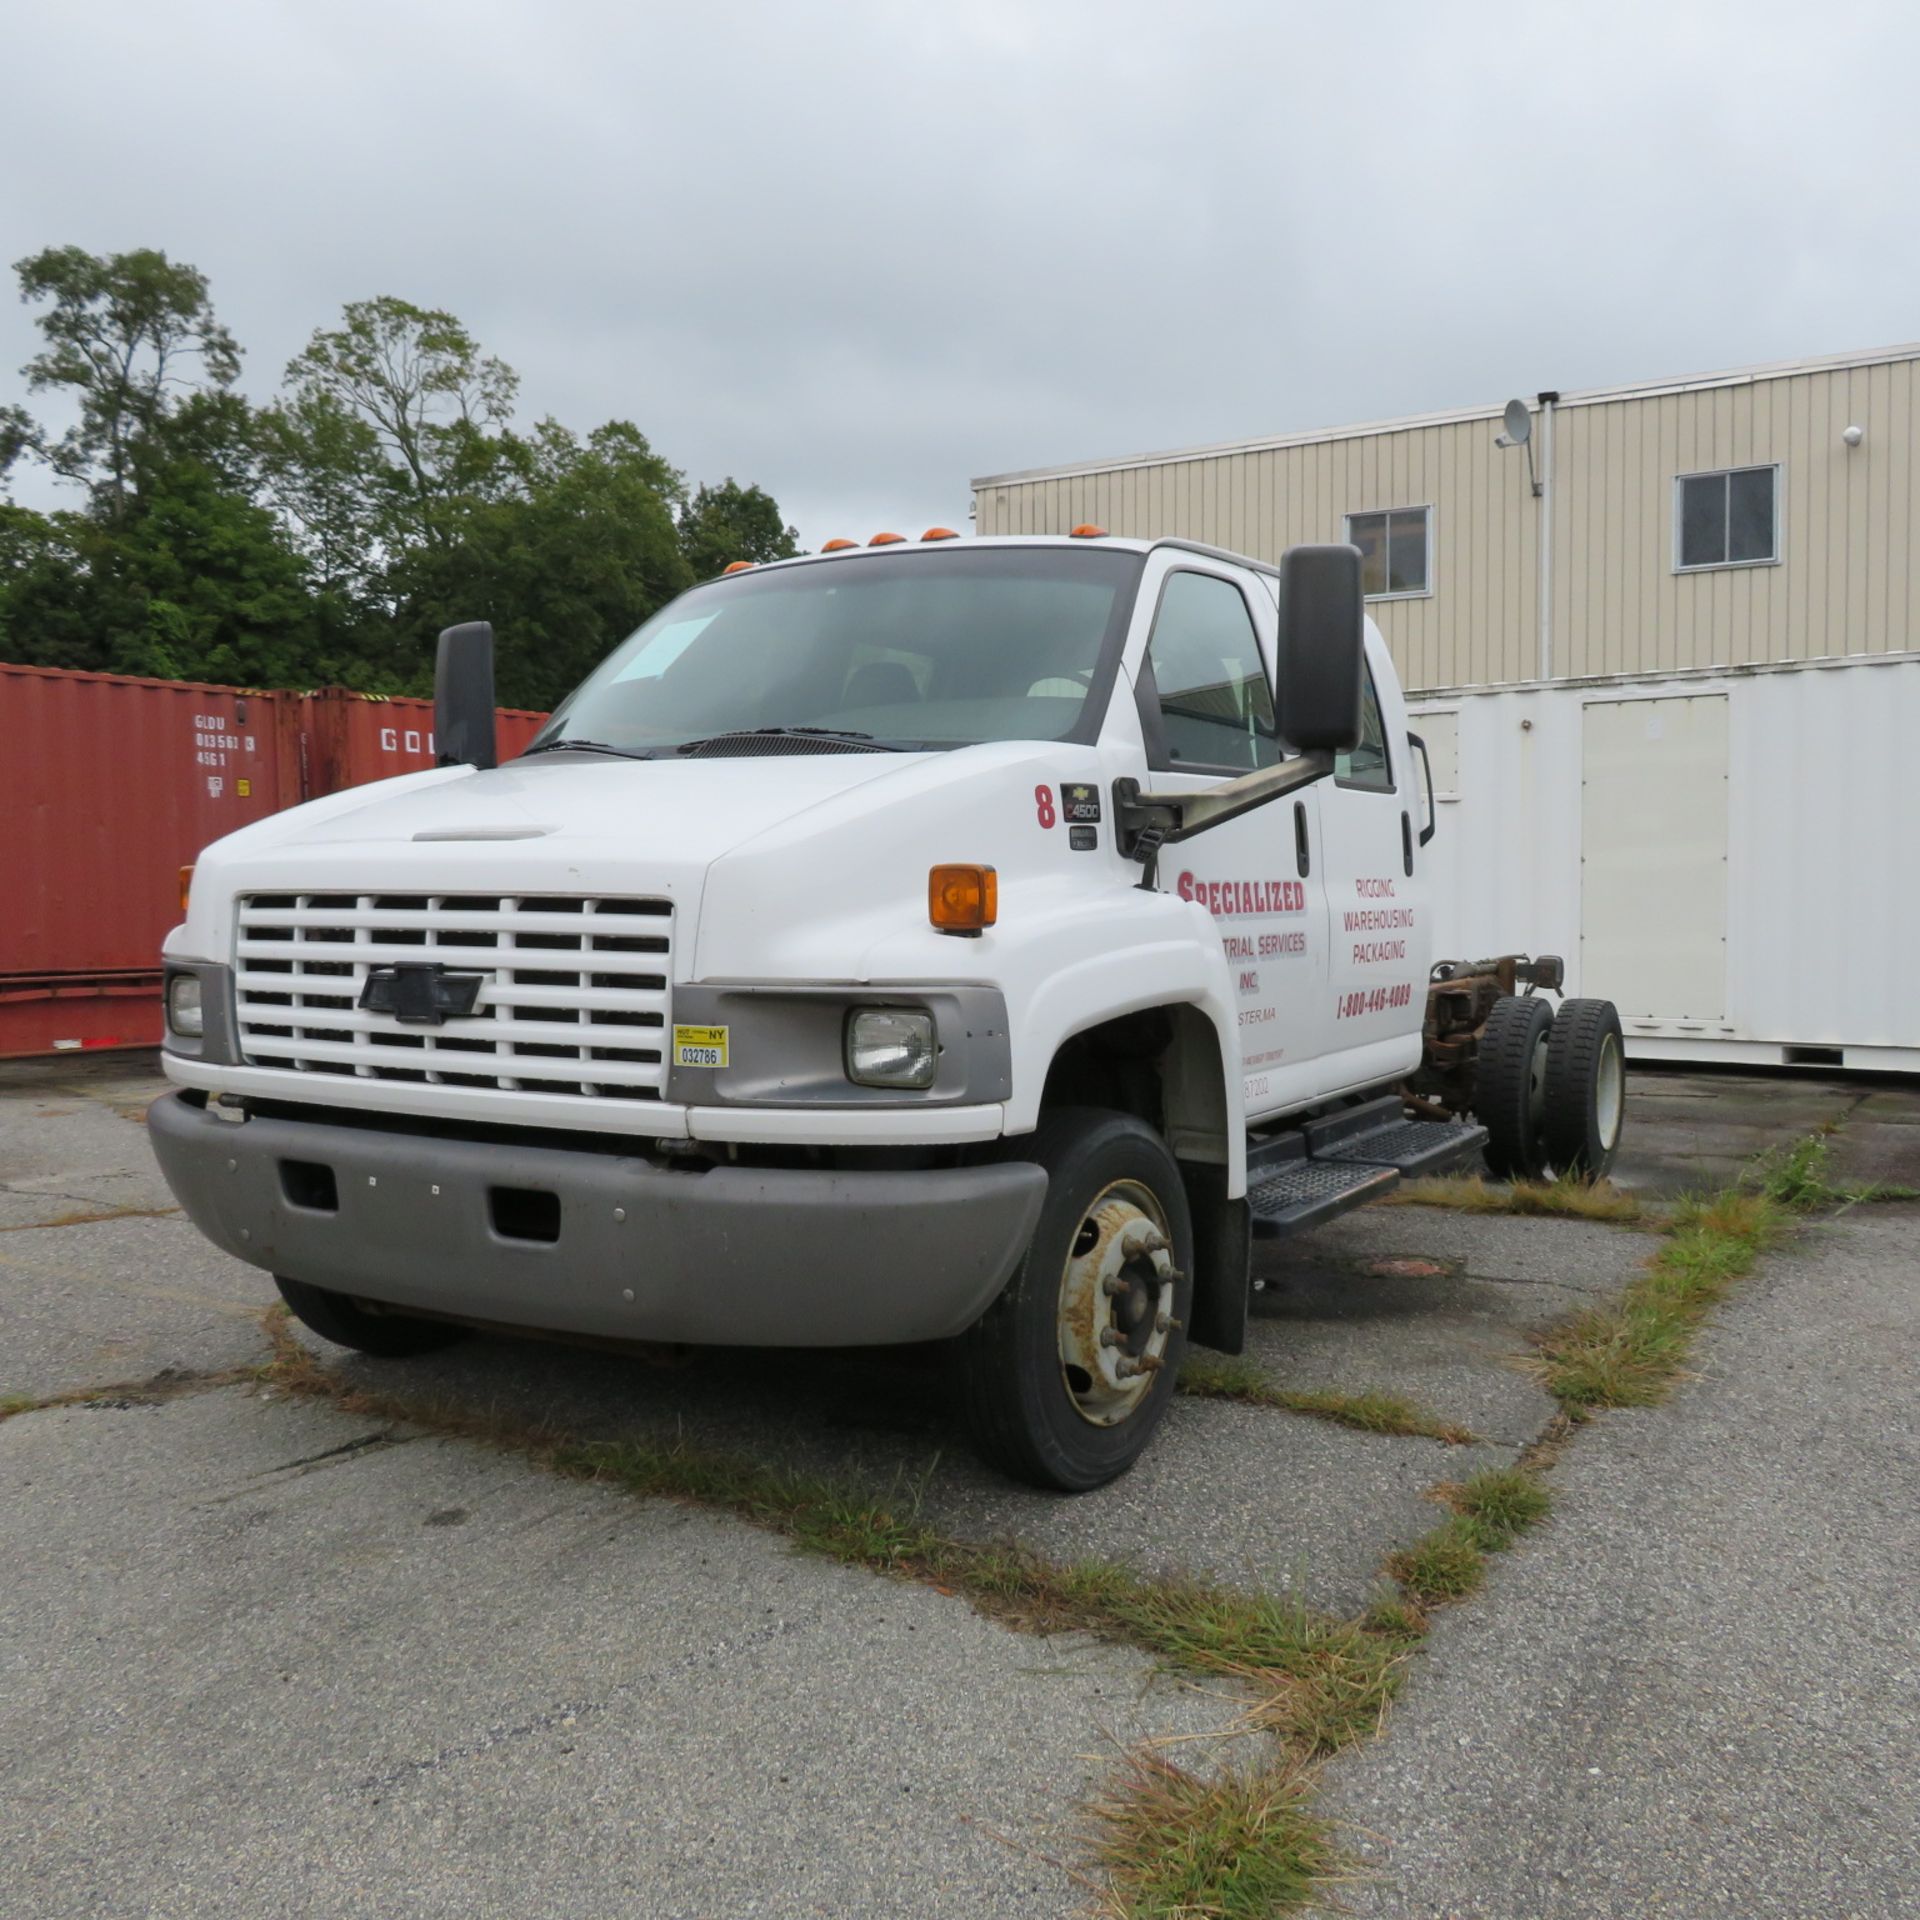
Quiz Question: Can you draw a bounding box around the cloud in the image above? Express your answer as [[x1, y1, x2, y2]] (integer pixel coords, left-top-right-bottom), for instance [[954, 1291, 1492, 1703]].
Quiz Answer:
[[5, 0, 1916, 547]]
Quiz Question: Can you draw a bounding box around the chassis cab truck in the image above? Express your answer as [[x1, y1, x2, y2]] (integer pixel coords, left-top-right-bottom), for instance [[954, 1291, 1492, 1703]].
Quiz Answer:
[[151, 534, 1624, 1490]]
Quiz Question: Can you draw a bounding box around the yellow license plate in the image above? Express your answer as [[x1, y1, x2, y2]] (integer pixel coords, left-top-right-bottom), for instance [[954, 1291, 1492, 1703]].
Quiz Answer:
[[672, 1024, 730, 1069]]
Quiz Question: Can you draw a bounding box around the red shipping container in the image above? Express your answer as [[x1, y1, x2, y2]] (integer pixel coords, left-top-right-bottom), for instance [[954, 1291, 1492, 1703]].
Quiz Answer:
[[1, 664, 547, 1058], [301, 687, 548, 793]]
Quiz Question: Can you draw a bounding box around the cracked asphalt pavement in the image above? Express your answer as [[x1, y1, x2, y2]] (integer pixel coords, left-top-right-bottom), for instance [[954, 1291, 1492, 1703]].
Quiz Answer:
[[2, 1054, 1915, 1916]]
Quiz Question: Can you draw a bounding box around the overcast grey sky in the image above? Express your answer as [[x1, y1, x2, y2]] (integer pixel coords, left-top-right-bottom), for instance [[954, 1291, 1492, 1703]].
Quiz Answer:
[[4, 0, 1917, 547]]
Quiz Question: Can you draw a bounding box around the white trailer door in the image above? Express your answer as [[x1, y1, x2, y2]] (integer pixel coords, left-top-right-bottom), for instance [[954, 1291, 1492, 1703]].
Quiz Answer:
[[1580, 694, 1729, 1023]]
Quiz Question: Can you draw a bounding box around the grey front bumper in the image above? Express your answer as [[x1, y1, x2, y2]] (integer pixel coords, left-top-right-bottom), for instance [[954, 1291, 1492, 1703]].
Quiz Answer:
[[149, 1093, 1047, 1347]]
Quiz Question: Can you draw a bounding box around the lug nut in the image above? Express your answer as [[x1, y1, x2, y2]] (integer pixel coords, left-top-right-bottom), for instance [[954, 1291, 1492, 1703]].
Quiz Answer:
[[1099, 1327, 1126, 1348], [1102, 1276, 1127, 1297]]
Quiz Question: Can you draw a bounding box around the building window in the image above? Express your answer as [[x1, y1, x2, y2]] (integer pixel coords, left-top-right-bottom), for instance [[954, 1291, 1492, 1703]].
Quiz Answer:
[[1345, 507, 1431, 599], [1675, 465, 1779, 571]]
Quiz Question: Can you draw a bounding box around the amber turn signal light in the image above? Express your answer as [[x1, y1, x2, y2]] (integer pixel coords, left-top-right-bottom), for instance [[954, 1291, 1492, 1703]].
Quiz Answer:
[[929, 864, 997, 934], [1069, 524, 1107, 538], [921, 526, 959, 541], [821, 537, 857, 551], [722, 560, 754, 575], [868, 531, 905, 545], [179, 864, 195, 912]]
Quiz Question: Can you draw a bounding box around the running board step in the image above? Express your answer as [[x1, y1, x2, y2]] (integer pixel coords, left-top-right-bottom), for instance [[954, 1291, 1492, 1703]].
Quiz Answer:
[[1248, 1159, 1401, 1238], [1316, 1117, 1489, 1180]]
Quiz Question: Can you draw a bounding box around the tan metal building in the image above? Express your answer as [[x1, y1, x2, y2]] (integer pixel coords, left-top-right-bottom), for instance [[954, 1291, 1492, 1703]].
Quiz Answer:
[[972, 343, 1920, 693]]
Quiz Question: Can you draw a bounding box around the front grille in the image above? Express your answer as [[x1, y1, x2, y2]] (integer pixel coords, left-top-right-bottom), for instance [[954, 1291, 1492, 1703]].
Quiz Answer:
[[233, 893, 671, 1101]]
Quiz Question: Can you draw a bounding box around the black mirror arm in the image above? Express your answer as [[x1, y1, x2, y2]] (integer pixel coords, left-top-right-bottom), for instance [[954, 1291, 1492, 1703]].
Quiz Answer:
[[1114, 750, 1337, 870]]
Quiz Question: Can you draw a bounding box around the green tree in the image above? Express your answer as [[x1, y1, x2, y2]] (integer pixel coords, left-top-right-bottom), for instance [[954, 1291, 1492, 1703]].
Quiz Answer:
[[281, 297, 517, 552], [386, 419, 693, 708], [678, 477, 800, 578], [11, 245, 240, 521]]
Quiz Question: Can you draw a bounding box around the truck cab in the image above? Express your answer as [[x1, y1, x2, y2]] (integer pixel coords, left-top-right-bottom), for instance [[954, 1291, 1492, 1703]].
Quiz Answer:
[[151, 533, 1622, 1489]]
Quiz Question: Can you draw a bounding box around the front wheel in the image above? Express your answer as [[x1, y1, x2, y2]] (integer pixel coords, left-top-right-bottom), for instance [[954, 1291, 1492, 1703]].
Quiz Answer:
[[274, 1275, 466, 1358], [957, 1108, 1194, 1492]]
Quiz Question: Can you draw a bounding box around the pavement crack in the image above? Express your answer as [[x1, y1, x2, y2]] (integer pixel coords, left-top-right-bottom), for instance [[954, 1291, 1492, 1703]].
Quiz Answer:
[[351, 1615, 805, 1795], [0, 1205, 182, 1233]]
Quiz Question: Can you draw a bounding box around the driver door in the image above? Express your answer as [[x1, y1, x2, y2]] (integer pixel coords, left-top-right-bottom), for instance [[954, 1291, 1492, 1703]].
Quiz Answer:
[[1137, 560, 1333, 1120]]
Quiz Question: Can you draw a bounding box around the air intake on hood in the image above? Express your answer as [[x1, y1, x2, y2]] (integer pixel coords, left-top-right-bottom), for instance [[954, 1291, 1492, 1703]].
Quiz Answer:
[[677, 732, 892, 757]]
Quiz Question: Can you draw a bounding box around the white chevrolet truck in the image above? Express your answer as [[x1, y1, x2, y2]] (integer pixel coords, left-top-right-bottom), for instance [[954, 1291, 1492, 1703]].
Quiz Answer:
[[152, 532, 1624, 1489]]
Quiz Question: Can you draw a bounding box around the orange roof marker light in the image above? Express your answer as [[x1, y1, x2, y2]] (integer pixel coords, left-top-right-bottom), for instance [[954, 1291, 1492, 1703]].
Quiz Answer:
[[921, 527, 959, 541], [929, 863, 997, 936], [821, 538, 858, 552], [868, 531, 906, 545], [722, 561, 754, 575], [1070, 524, 1108, 538]]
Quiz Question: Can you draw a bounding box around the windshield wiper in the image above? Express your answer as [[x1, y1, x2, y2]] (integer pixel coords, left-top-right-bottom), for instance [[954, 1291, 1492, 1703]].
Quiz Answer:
[[674, 727, 903, 755], [521, 738, 652, 761]]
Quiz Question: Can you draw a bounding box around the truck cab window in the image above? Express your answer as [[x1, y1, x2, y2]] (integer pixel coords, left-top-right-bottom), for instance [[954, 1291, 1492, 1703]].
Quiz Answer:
[[1335, 665, 1395, 792], [1143, 570, 1279, 774]]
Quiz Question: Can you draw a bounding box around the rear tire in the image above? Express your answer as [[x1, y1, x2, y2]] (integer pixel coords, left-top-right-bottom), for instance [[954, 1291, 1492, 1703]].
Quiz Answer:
[[1474, 994, 1555, 1181], [274, 1275, 465, 1358], [1542, 999, 1626, 1180], [958, 1108, 1193, 1492]]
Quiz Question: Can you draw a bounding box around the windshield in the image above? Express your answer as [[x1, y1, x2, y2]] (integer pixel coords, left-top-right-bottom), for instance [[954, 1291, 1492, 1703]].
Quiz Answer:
[[526, 545, 1145, 757]]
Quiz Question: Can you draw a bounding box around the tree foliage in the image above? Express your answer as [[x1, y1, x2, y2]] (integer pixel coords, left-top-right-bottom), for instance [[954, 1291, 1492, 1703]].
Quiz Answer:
[[1, 250, 803, 709]]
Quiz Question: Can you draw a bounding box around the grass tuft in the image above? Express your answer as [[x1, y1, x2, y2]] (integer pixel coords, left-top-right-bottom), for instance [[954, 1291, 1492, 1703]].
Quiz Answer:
[[1087, 1753, 1339, 1920], [1447, 1465, 1552, 1549], [1385, 1517, 1485, 1605], [1179, 1352, 1476, 1445], [1537, 1184, 1782, 1414], [1747, 1134, 1918, 1210], [0, 1391, 38, 1419], [1385, 1173, 1650, 1224]]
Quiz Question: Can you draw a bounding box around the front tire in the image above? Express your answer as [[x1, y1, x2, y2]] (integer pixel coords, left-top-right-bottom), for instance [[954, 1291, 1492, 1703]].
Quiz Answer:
[[274, 1275, 466, 1358], [1542, 999, 1626, 1179], [1475, 994, 1556, 1181], [958, 1108, 1194, 1492]]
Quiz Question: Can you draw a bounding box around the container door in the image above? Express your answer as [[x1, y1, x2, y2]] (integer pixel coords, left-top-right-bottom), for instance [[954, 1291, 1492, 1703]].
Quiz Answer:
[[1136, 563, 1330, 1119], [1580, 694, 1729, 1024]]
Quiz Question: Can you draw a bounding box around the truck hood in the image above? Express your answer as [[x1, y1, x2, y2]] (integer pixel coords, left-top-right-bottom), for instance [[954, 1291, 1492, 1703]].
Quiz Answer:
[[177, 750, 929, 961]]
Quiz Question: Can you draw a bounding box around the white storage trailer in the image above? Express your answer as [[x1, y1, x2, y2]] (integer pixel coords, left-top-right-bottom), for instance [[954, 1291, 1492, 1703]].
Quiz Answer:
[[1409, 650, 1920, 1072]]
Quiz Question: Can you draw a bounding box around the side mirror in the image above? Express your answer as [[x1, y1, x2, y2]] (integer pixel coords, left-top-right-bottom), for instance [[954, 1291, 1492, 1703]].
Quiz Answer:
[[1274, 545, 1364, 753], [435, 621, 498, 770]]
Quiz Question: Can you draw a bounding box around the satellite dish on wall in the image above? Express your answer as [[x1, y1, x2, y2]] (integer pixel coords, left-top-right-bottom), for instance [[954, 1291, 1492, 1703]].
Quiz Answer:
[[1502, 398, 1533, 445]]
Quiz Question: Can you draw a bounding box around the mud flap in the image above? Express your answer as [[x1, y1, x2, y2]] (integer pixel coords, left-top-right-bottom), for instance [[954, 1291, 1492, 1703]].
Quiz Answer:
[[1180, 1162, 1250, 1355]]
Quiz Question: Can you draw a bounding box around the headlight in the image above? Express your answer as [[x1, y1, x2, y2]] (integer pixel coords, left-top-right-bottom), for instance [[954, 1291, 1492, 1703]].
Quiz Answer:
[[167, 973, 205, 1039], [845, 1008, 936, 1089]]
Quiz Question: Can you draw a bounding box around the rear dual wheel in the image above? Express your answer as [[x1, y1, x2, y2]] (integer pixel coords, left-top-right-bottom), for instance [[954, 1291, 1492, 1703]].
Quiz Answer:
[[1476, 995, 1625, 1182], [958, 1108, 1194, 1492]]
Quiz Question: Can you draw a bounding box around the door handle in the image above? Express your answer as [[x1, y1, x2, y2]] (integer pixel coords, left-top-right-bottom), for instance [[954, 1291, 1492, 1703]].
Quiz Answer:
[[1294, 801, 1311, 878], [1401, 811, 1414, 876]]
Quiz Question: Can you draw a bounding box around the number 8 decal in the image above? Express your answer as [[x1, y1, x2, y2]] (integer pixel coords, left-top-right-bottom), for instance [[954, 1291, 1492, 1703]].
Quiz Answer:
[[1034, 783, 1056, 829]]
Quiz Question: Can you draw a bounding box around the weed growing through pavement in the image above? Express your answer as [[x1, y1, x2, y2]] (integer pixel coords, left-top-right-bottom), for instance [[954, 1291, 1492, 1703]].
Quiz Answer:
[[1178, 1352, 1477, 1445], [250, 1126, 1863, 1917], [1384, 1465, 1555, 1611]]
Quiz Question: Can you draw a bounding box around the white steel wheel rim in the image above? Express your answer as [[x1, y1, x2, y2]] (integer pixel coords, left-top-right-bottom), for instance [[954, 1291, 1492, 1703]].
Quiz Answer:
[[1056, 1180, 1175, 1428], [1595, 1033, 1625, 1151]]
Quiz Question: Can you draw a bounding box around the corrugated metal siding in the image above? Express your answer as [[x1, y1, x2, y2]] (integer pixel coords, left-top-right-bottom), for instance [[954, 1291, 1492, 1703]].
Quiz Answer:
[[976, 349, 1920, 690], [976, 412, 1539, 693], [1551, 361, 1920, 674]]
